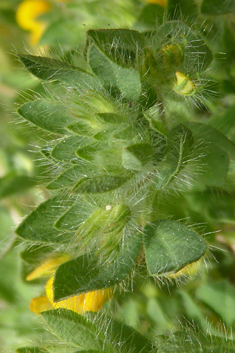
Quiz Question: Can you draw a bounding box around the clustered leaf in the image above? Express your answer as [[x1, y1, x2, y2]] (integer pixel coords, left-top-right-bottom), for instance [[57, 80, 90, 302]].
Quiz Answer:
[[15, 2, 235, 352]]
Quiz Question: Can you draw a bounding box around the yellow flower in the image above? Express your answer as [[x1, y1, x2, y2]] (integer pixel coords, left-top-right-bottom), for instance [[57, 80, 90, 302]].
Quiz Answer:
[[148, 0, 167, 7], [16, 0, 69, 45], [168, 261, 200, 279], [173, 71, 196, 96], [29, 295, 53, 314], [27, 255, 112, 315], [16, 0, 51, 45], [26, 254, 71, 281], [45, 276, 112, 314]]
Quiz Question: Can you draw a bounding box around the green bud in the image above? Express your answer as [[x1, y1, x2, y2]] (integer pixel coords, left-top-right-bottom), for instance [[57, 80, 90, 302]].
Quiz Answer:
[[162, 44, 184, 67]]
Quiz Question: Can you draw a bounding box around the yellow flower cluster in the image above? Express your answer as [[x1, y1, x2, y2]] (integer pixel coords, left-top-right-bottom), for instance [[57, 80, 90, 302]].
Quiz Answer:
[[16, 0, 69, 45], [27, 254, 112, 315]]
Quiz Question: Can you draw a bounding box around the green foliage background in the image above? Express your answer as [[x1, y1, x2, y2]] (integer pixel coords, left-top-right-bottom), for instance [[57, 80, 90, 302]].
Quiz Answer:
[[1, 0, 235, 352]]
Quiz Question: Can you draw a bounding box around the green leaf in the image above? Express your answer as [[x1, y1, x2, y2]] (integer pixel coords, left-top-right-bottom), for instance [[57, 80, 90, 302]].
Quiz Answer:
[[19, 55, 99, 89], [41, 143, 54, 161], [146, 297, 169, 329], [185, 122, 234, 187], [21, 244, 54, 264], [95, 315, 154, 353], [72, 175, 130, 194], [72, 351, 107, 353], [112, 125, 139, 140], [76, 142, 101, 162], [46, 347, 84, 353], [154, 21, 213, 73], [51, 136, 90, 163], [53, 231, 141, 300], [54, 200, 94, 232], [144, 109, 167, 136], [74, 203, 131, 240], [122, 143, 154, 171], [46, 165, 89, 190], [144, 220, 207, 276], [223, 24, 235, 63], [66, 121, 96, 137], [207, 191, 235, 224], [196, 280, 235, 326], [88, 44, 141, 101], [208, 105, 235, 136], [42, 309, 109, 351], [158, 331, 235, 353], [155, 124, 193, 189], [177, 290, 209, 330], [85, 29, 145, 67], [16, 197, 74, 244], [16, 348, 49, 353], [135, 4, 164, 30], [18, 100, 77, 135], [0, 173, 36, 199], [167, 0, 198, 22], [201, 0, 235, 15], [92, 129, 116, 141], [96, 112, 126, 125], [40, 19, 85, 47], [21, 245, 59, 282], [76, 143, 123, 173]]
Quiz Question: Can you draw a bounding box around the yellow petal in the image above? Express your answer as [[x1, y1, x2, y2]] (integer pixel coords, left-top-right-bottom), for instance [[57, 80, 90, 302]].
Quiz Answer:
[[82, 288, 113, 312], [29, 296, 53, 315], [148, 0, 167, 7], [16, 0, 51, 31], [174, 71, 195, 96], [29, 24, 46, 46], [26, 254, 71, 281], [168, 261, 200, 279], [46, 276, 112, 314]]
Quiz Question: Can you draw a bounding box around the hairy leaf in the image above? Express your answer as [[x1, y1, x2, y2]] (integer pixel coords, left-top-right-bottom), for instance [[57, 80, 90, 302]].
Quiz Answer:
[[85, 29, 145, 66], [72, 175, 130, 194], [19, 55, 99, 89], [42, 309, 109, 351], [53, 231, 142, 300], [18, 100, 77, 134], [154, 21, 213, 73], [94, 315, 154, 353], [16, 197, 75, 244], [185, 122, 235, 187], [88, 44, 141, 101], [155, 124, 193, 189], [47, 165, 90, 190], [136, 4, 164, 30], [158, 331, 235, 352], [16, 348, 49, 353], [201, 0, 235, 15], [122, 143, 154, 171], [167, 0, 198, 21], [54, 200, 94, 232], [144, 220, 207, 276], [51, 136, 90, 163]]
